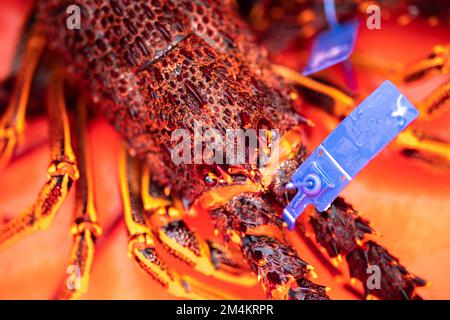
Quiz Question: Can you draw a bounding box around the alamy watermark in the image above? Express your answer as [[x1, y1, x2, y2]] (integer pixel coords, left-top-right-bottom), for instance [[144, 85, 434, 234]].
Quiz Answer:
[[66, 5, 81, 30], [366, 264, 381, 290], [66, 4, 382, 31], [170, 121, 280, 170], [366, 5, 381, 30], [66, 264, 81, 291]]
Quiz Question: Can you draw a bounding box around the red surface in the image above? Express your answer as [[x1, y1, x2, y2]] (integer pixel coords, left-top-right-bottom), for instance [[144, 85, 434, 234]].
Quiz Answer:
[[0, 1, 449, 300]]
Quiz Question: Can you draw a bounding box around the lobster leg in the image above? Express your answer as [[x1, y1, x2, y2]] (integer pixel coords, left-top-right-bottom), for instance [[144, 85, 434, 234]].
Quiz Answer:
[[210, 193, 329, 300], [396, 45, 450, 169], [0, 27, 46, 169], [272, 64, 355, 117], [0, 67, 79, 251], [416, 79, 450, 118], [402, 45, 449, 84], [140, 166, 256, 286], [351, 44, 449, 84], [395, 129, 450, 171], [55, 95, 101, 300], [119, 147, 239, 299]]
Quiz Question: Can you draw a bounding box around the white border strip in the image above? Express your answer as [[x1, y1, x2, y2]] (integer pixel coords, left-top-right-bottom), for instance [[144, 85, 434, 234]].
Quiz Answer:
[[320, 145, 352, 181]]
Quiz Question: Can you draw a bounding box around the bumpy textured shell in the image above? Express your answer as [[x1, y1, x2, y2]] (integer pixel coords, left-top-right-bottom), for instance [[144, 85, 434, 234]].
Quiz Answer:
[[36, 0, 302, 205]]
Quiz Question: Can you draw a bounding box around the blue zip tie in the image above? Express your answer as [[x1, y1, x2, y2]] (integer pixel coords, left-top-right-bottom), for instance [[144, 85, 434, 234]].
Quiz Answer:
[[302, 0, 359, 82], [324, 0, 339, 30]]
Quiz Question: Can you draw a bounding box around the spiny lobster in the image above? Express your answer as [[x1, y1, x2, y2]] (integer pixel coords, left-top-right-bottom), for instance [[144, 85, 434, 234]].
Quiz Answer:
[[0, 0, 448, 300]]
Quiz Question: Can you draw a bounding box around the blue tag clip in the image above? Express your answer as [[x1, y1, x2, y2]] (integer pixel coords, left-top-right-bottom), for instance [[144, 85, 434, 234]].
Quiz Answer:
[[283, 81, 419, 229], [303, 0, 359, 77]]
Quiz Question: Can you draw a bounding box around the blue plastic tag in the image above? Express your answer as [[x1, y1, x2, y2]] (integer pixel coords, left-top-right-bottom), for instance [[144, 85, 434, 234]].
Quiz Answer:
[[283, 81, 419, 229], [303, 20, 359, 76]]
